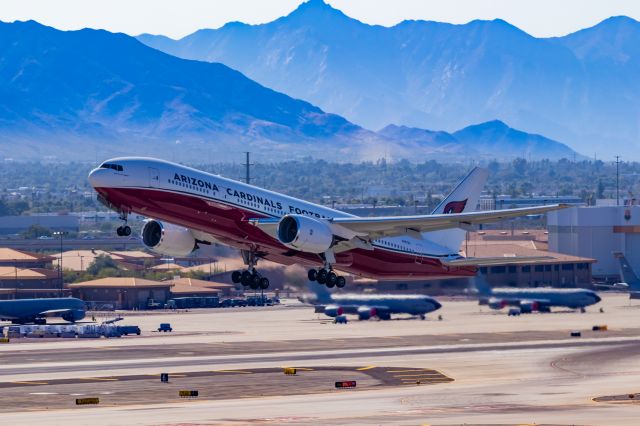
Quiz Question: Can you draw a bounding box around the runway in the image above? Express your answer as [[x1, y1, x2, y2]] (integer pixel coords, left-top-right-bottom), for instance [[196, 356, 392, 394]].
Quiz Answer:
[[1, 294, 639, 425]]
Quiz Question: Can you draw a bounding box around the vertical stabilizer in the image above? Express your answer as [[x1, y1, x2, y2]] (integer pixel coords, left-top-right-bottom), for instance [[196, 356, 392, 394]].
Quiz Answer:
[[614, 252, 640, 290], [424, 167, 489, 252], [474, 273, 493, 297]]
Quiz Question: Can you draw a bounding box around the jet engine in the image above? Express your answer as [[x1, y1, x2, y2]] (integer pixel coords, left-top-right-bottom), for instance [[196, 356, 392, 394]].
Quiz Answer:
[[519, 301, 539, 314], [357, 306, 377, 321], [276, 214, 333, 253], [61, 309, 86, 323], [141, 220, 197, 257], [324, 305, 343, 318]]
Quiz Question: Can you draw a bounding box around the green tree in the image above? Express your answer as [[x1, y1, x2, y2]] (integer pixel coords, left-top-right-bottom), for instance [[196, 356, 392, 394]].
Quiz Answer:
[[86, 255, 119, 275], [21, 224, 52, 238]]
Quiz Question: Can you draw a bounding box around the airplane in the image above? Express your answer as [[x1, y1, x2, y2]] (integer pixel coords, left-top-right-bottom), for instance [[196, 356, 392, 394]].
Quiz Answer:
[[88, 157, 566, 290], [474, 274, 601, 313], [613, 252, 640, 299], [0, 297, 86, 324], [302, 282, 441, 320]]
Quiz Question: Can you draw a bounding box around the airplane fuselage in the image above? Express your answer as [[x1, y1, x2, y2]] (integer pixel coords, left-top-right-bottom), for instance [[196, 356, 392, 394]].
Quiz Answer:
[[89, 158, 476, 280], [489, 288, 601, 310]]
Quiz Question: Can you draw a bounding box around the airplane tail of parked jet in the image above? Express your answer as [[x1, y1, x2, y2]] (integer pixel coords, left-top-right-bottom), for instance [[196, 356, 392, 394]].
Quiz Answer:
[[424, 167, 489, 253], [614, 252, 640, 298]]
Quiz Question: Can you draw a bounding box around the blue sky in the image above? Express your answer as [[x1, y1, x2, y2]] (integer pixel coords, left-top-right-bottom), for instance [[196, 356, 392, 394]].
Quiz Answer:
[[3, 0, 640, 38]]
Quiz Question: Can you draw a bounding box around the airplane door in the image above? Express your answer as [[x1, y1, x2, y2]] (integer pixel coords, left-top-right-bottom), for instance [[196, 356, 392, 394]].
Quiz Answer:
[[148, 167, 159, 188]]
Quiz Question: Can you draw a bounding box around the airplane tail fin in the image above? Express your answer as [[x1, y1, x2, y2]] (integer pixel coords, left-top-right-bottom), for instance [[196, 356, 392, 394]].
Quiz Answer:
[[614, 252, 640, 290], [431, 167, 489, 215], [474, 273, 493, 297], [305, 281, 333, 305], [424, 167, 489, 252]]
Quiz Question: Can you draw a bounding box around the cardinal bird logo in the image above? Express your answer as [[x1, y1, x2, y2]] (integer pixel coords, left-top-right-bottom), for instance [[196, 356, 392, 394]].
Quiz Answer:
[[443, 199, 468, 214]]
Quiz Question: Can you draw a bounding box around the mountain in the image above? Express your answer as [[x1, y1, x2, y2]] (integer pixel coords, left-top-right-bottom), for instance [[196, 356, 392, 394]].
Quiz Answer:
[[0, 20, 383, 161], [138, 0, 640, 157], [379, 120, 578, 160]]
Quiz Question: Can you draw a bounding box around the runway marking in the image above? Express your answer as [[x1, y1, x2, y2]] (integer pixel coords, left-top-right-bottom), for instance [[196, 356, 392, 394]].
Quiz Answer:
[[78, 377, 119, 381], [12, 381, 48, 385], [386, 369, 431, 373], [356, 366, 376, 371], [213, 370, 252, 374]]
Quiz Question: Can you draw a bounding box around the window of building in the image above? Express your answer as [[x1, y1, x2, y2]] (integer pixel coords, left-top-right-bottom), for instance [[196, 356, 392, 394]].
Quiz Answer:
[[562, 264, 574, 271], [534, 265, 544, 272], [554, 265, 560, 271], [508, 266, 517, 273], [491, 266, 506, 274], [545, 265, 551, 272], [522, 266, 531, 273]]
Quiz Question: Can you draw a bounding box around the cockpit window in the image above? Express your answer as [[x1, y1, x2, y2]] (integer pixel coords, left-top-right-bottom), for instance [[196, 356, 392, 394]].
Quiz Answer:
[[100, 163, 124, 172]]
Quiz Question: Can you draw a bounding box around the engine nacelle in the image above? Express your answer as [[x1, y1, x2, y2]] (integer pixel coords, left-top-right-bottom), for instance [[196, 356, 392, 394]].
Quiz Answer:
[[357, 306, 377, 321], [488, 298, 507, 310], [62, 309, 85, 323], [141, 220, 197, 257], [276, 214, 333, 253], [324, 304, 343, 318], [519, 301, 539, 314]]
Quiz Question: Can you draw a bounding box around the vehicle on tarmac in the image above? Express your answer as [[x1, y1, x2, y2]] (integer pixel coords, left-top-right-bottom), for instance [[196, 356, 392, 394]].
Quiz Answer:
[[303, 282, 442, 321], [116, 325, 141, 335], [0, 297, 86, 324], [158, 323, 172, 332], [89, 158, 566, 291], [475, 274, 601, 313]]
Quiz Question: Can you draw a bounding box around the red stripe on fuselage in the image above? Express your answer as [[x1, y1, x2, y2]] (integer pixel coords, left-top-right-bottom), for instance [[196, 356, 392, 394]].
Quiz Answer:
[[96, 186, 476, 280]]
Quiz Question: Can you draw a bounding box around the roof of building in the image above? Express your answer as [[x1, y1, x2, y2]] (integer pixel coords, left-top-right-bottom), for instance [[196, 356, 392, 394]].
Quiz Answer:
[[150, 263, 185, 271], [0, 248, 53, 262], [461, 241, 595, 264], [0, 267, 58, 280], [167, 277, 233, 289], [67, 277, 171, 289], [109, 251, 156, 259]]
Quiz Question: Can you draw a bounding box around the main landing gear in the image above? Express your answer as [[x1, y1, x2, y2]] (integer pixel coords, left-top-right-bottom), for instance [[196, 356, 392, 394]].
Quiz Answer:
[[116, 212, 131, 237], [308, 268, 346, 289], [231, 249, 270, 290], [308, 251, 346, 288]]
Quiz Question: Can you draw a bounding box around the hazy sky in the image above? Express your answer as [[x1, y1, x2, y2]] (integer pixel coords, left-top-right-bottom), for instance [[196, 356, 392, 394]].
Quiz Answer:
[[3, 0, 640, 39]]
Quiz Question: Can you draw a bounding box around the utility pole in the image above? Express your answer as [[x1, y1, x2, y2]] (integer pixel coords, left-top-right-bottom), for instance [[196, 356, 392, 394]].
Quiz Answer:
[[616, 155, 620, 206], [244, 152, 252, 185]]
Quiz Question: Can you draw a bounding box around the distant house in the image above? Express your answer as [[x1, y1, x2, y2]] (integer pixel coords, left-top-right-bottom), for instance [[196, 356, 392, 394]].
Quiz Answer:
[[0, 248, 54, 268], [167, 277, 234, 298], [0, 267, 64, 300]]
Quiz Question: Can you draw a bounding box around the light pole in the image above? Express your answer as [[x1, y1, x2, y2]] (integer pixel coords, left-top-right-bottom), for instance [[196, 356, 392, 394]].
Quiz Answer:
[[53, 231, 67, 296]]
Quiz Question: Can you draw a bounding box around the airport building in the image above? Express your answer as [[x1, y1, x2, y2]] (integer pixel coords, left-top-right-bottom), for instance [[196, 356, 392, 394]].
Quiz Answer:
[[0, 267, 64, 299], [67, 277, 172, 310], [548, 204, 640, 280], [0, 248, 54, 268], [350, 229, 595, 295], [167, 277, 234, 297]]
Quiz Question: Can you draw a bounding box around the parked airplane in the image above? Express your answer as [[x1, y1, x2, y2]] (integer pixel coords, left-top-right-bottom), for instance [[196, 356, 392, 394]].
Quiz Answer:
[[302, 282, 441, 320], [475, 275, 601, 313], [613, 252, 640, 299], [0, 298, 86, 324], [88, 157, 565, 290]]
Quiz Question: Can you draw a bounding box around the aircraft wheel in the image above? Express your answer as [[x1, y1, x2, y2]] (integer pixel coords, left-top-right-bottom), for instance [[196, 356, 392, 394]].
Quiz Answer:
[[122, 225, 131, 236], [316, 269, 328, 284], [336, 276, 346, 288], [250, 273, 261, 289], [259, 277, 270, 289], [116, 226, 124, 236], [231, 270, 242, 284], [308, 269, 318, 281], [241, 270, 252, 286], [326, 271, 338, 287]]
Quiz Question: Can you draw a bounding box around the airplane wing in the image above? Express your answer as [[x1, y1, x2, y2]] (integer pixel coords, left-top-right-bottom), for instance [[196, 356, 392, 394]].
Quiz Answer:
[[327, 204, 567, 239], [442, 256, 554, 267], [250, 204, 568, 243]]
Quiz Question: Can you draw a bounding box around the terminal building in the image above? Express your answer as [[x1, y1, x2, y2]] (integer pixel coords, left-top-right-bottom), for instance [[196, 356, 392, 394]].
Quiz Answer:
[[548, 203, 640, 281]]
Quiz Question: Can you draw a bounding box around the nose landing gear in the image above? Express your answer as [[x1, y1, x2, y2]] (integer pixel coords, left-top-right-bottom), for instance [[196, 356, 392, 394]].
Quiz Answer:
[[116, 212, 131, 237]]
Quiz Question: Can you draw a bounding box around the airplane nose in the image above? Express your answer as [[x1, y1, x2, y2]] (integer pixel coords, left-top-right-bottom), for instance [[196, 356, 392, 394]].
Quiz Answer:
[[88, 167, 107, 188], [593, 294, 602, 304], [432, 300, 442, 311]]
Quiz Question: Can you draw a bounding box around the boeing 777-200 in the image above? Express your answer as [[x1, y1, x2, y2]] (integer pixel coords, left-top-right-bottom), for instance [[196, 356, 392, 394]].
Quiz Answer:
[[88, 157, 566, 289]]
